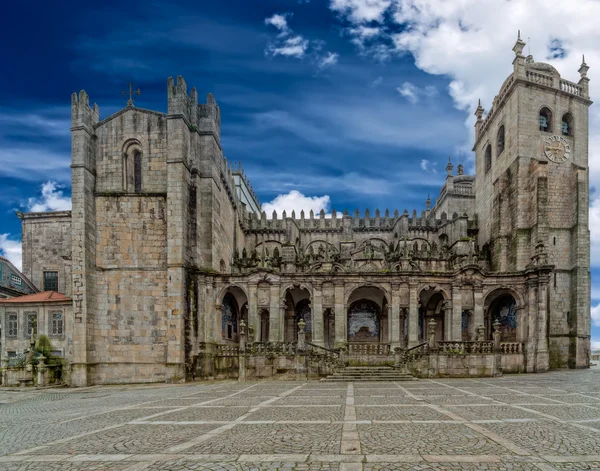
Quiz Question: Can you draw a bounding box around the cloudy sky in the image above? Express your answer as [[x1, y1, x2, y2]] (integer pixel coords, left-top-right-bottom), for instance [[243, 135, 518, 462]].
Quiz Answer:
[[1, 0, 600, 346]]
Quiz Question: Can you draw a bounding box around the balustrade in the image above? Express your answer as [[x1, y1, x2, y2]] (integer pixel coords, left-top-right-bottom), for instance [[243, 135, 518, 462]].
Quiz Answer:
[[500, 342, 524, 354], [560, 79, 583, 97], [348, 343, 390, 355]]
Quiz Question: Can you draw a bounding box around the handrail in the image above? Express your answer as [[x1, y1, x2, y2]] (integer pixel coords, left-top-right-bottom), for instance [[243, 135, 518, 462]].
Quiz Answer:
[[405, 342, 428, 353], [306, 342, 339, 355]]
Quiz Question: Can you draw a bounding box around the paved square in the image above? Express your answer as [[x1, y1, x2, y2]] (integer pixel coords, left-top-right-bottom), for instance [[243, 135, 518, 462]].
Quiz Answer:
[[1, 368, 600, 470]]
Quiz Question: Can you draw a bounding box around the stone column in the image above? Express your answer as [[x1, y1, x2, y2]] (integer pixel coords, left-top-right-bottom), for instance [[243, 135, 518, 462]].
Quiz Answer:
[[1, 356, 8, 386], [297, 319, 307, 351], [473, 284, 484, 341], [269, 284, 281, 342], [334, 282, 346, 347], [526, 278, 537, 372], [443, 301, 452, 341], [452, 285, 462, 341], [238, 319, 247, 381], [536, 277, 550, 371], [390, 284, 401, 349], [248, 283, 258, 343], [428, 318, 437, 349], [408, 281, 419, 347], [37, 355, 47, 387], [312, 283, 324, 346]]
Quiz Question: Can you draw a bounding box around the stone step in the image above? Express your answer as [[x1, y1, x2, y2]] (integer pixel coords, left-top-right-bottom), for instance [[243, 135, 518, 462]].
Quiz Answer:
[[323, 367, 417, 382], [322, 377, 417, 382]]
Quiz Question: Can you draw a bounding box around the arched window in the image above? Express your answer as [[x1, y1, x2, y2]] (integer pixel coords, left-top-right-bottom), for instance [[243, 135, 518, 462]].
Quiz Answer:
[[561, 113, 573, 136], [497, 125, 505, 156], [133, 150, 142, 193], [484, 144, 492, 174], [539, 107, 552, 132], [221, 293, 238, 340]]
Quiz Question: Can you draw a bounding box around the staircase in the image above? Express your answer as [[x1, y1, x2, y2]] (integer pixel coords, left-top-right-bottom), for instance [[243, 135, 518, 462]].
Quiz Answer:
[[322, 366, 416, 382]]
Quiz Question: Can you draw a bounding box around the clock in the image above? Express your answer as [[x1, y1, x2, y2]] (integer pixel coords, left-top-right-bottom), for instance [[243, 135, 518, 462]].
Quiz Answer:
[[544, 135, 571, 163]]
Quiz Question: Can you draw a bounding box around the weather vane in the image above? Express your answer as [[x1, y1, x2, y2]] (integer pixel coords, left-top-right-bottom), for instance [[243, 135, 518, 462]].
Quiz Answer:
[[122, 83, 140, 106]]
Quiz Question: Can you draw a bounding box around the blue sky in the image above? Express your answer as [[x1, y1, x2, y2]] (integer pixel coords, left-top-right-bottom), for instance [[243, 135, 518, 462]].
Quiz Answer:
[[1, 0, 600, 346]]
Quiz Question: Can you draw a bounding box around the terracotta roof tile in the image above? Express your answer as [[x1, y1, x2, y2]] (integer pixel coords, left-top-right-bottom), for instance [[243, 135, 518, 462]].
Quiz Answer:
[[0, 291, 71, 303]]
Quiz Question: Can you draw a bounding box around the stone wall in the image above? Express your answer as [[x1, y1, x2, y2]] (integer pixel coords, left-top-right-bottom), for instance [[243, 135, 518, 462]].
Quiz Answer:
[[19, 212, 72, 296]]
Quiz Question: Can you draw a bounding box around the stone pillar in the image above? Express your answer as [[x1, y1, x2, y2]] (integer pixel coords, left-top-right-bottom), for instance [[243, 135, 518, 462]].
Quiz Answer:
[[477, 324, 485, 342], [312, 283, 324, 346], [238, 319, 246, 381], [536, 278, 549, 371], [248, 283, 258, 343], [37, 355, 48, 387], [390, 284, 401, 349], [525, 279, 537, 372], [334, 282, 346, 347], [473, 285, 484, 341], [492, 320, 501, 352], [1, 356, 8, 386], [452, 285, 462, 341], [297, 319, 306, 352], [408, 282, 419, 347], [269, 284, 281, 342], [443, 301, 452, 341], [428, 318, 437, 349]]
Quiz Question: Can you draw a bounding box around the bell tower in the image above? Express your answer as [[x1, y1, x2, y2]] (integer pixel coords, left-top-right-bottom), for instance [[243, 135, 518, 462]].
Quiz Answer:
[[473, 34, 592, 369]]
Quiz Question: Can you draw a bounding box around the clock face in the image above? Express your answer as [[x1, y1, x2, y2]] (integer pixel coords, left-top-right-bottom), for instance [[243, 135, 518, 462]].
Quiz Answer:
[[544, 135, 571, 163]]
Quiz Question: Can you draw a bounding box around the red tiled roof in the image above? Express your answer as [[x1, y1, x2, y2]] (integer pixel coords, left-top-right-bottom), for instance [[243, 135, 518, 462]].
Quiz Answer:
[[0, 291, 71, 303]]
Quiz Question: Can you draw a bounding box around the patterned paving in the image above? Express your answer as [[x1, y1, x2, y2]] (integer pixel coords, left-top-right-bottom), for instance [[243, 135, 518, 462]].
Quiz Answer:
[[1, 368, 600, 470]]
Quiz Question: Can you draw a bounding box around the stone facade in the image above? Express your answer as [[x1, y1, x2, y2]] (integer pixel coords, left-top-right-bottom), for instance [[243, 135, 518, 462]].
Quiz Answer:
[[0, 256, 37, 299], [16, 37, 592, 385]]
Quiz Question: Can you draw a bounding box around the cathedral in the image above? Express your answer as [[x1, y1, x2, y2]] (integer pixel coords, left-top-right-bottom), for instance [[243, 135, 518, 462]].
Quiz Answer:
[[0, 36, 592, 385]]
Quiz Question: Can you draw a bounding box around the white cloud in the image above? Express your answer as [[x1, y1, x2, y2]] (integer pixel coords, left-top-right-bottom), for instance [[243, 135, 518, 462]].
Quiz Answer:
[[592, 303, 600, 327], [420, 159, 429, 171], [0, 234, 22, 271], [319, 52, 339, 69], [267, 35, 309, 58], [262, 190, 331, 217], [397, 81, 437, 104], [330, 0, 392, 23], [592, 340, 600, 350], [265, 13, 291, 36], [0, 147, 70, 181], [397, 82, 418, 104], [27, 181, 72, 212], [420, 158, 438, 174], [370, 76, 383, 87]]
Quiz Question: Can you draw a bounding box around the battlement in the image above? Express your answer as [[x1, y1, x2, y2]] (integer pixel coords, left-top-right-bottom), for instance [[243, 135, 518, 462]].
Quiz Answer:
[[71, 90, 99, 128], [167, 75, 220, 143], [244, 208, 474, 232]]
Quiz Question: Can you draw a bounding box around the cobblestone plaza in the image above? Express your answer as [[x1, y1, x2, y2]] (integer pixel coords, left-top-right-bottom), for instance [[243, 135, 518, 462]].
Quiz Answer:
[[2, 369, 600, 470]]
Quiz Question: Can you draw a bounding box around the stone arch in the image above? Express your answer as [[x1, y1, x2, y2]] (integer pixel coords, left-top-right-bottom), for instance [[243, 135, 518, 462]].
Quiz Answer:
[[121, 138, 143, 192], [345, 283, 390, 306], [219, 285, 249, 343], [497, 124, 505, 156], [346, 285, 390, 344], [483, 287, 524, 342], [281, 285, 312, 342], [217, 283, 249, 306], [418, 285, 449, 342], [484, 143, 492, 174], [539, 105, 554, 133], [561, 112, 574, 136]]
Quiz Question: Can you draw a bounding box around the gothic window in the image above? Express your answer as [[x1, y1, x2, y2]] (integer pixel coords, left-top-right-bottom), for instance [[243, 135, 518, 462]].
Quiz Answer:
[[561, 113, 573, 136], [6, 313, 17, 338], [539, 107, 552, 132], [43, 271, 58, 292], [133, 150, 142, 193], [484, 144, 492, 174], [497, 125, 505, 156], [221, 293, 238, 340], [50, 311, 63, 336], [25, 312, 37, 339]]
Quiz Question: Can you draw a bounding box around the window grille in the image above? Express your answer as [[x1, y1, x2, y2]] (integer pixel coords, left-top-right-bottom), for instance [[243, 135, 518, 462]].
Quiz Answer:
[[50, 311, 63, 335], [43, 271, 58, 292], [7, 313, 17, 338]]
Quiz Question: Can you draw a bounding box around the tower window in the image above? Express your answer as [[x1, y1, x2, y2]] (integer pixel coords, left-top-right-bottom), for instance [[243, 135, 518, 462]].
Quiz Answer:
[[43, 271, 58, 292], [497, 125, 505, 156], [539, 107, 553, 132], [133, 150, 142, 193], [484, 144, 492, 174], [561, 113, 573, 136]]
